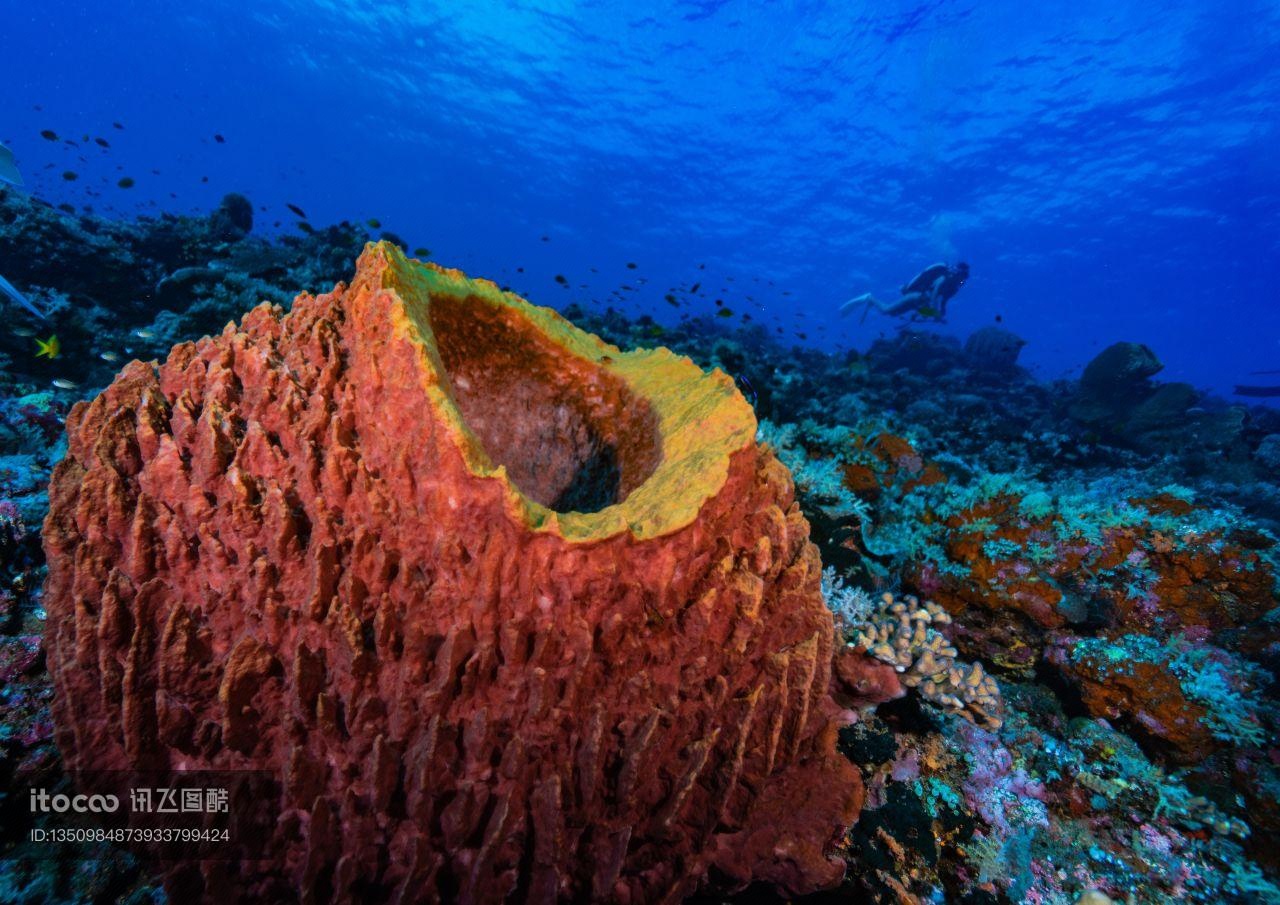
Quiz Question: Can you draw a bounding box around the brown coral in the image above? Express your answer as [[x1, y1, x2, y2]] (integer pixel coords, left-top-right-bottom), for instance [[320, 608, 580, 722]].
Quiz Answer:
[[42, 243, 861, 903], [1044, 644, 1219, 764]]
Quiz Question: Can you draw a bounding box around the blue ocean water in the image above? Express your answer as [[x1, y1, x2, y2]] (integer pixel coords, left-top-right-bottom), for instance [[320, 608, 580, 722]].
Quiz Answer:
[[3, 0, 1278, 397]]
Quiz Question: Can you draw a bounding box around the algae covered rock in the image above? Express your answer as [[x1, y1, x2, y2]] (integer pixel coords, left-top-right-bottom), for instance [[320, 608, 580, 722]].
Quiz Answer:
[[1080, 341, 1164, 395], [208, 191, 254, 241], [42, 242, 860, 903], [963, 325, 1026, 372]]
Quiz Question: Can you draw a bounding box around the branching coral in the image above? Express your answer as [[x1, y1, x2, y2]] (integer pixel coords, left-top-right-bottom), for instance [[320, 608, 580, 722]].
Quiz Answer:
[[833, 585, 1004, 729], [757, 418, 870, 520], [821, 566, 877, 629]]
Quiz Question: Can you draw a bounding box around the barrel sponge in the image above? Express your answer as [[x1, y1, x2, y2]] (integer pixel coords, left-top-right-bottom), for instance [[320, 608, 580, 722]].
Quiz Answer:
[[42, 242, 860, 903]]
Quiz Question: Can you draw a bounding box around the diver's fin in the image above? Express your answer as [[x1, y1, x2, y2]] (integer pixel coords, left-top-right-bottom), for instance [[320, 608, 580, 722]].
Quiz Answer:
[[840, 292, 880, 325], [0, 142, 23, 188], [839, 292, 875, 317], [0, 273, 45, 320]]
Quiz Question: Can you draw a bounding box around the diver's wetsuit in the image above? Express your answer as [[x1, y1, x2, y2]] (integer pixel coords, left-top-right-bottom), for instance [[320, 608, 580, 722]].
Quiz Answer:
[[841, 262, 969, 321]]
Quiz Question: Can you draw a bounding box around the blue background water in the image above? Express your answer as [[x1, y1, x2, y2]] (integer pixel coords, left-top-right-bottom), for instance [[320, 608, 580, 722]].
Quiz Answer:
[[3, 0, 1278, 398]]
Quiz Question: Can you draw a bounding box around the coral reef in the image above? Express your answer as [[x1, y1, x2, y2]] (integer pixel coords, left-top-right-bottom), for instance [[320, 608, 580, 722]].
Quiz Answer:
[[0, 187, 1276, 904], [0, 184, 367, 396], [823, 567, 1004, 728], [847, 593, 1003, 729], [570, 318, 1279, 904], [41, 242, 864, 902]]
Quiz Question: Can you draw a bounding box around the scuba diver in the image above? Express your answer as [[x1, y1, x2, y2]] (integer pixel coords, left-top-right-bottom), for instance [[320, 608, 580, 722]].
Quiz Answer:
[[841, 261, 969, 323]]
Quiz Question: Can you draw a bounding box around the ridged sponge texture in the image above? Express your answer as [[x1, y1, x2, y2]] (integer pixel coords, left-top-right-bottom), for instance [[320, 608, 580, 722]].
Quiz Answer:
[[42, 243, 859, 903]]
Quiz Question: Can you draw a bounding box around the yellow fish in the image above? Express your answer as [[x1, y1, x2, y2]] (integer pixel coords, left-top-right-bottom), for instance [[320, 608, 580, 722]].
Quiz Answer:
[[35, 334, 60, 359]]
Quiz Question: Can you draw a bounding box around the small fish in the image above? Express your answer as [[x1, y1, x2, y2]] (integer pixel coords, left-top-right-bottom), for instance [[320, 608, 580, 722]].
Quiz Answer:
[[297, 221, 315, 235], [664, 293, 677, 305], [113, 121, 124, 130], [35, 334, 61, 359], [716, 308, 734, 318], [12, 325, 36, 337], [690, 282, 700, 294], [414, 247, 431, 258], [214, 133, 226, 143], [40, 129, 58, 141], [995, 313, 1003, 322], [917, 306, 939, 319], [132, 327, 156, 340], [62, 170, 78, 181], [626, 262, 638, 269], [95, 137, 110, 148], [554, 274, 568, 286], [51, 378, 79, 390], [117, 177, 135, 188], [367, 218, 382, 229], [286, 203, 308, 219], [99, 350, 121, 362]]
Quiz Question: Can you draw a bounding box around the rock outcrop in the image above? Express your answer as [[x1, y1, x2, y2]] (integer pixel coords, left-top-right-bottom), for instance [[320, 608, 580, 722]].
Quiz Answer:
[[43, 242, 861, 903]]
